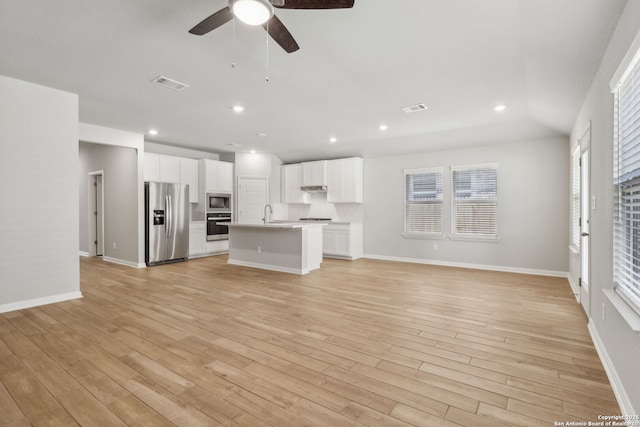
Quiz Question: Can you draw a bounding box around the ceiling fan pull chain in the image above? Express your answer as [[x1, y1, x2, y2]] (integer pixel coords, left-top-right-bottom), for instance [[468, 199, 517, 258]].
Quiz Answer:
[[265, 19, 270, 82], [231, 14, 237, 69]]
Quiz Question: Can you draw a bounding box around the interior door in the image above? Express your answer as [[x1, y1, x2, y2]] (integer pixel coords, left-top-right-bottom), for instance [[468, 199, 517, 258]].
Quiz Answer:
[[579, 126, 591, 316], [237, 177, 268, 224]]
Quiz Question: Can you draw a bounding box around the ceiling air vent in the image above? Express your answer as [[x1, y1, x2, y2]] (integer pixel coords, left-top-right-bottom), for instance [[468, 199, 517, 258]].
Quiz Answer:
[[401, 103, 428, 113], [151, 76, 189, 91]]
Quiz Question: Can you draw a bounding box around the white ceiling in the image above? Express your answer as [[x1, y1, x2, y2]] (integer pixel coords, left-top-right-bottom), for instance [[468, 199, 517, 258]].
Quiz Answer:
[[0, 0, 627, 163]]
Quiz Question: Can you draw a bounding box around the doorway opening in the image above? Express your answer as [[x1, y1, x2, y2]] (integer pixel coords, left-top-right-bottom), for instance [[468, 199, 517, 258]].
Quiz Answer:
[[89, 171, 104, 257]]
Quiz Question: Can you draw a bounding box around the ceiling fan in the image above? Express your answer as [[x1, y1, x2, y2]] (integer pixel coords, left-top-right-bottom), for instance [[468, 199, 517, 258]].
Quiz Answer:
[[189, 0, 355, 53]]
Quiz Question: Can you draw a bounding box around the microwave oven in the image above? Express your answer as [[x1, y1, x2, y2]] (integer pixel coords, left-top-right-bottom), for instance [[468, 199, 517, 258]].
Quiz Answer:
[[208, 193, 231, 210]]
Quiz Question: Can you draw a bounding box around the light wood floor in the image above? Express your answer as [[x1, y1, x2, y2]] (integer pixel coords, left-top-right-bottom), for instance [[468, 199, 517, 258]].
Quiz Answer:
[[0, 256, 620, 426]]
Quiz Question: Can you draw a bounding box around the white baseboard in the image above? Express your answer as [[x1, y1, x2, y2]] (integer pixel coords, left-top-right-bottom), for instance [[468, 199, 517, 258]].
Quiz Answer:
[[588, 320, 636, 417], [102, 256, 146, 268], [79, 251, 89, 257], [363, 254, 568, 278], [0, 291, 83, 314]]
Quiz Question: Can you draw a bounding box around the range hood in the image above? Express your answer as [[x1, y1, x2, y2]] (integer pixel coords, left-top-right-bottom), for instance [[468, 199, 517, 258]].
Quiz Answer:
[[301, 185, 327, 193]]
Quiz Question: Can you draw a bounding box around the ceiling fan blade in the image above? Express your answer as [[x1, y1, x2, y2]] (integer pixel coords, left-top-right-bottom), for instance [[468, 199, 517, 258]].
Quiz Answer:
[[274, 0, 354, 9], [263, 16, 300, 53], [189, 7, 233, 35]]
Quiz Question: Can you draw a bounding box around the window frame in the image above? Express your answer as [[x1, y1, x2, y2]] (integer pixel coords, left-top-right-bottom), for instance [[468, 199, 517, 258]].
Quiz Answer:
[[450, 163, 499, 241], [403, 167, 444, 239], [611, 39, 640, 318]]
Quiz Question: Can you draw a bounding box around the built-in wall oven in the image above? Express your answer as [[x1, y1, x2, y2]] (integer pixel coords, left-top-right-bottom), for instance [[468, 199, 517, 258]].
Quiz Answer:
[[207, 211, 231, 241]]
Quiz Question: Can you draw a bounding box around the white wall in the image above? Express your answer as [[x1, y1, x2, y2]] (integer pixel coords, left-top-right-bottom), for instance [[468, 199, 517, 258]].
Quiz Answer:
[[0, 75, 81, 312], [145, 141, 220, 160], [569, 1, 640, 414], [364, 137, 570, 275]]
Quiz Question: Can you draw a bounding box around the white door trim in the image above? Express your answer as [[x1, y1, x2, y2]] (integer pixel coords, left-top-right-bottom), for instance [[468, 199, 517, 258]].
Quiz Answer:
[[579, 123, 591, 317], [88, 170, 105, 257]]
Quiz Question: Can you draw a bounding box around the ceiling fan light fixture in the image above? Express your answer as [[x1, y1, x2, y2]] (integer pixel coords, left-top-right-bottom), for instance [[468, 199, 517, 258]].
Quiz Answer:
[[232, 0, 274, 26]]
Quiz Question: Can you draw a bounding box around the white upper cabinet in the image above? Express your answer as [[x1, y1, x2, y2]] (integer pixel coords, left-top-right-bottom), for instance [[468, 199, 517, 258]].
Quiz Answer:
[[159, 155, 180, 183], [144, 153, 200, 202], [201, 159, 234, 194], [281, 164, 310, 204], [327, 157, 363, 203], [144, 153, 161, 182], [144, 153, 179, 183], [180, 157, 199, 203], [302, 160, 327, 187], [217, 161, 233, 193]]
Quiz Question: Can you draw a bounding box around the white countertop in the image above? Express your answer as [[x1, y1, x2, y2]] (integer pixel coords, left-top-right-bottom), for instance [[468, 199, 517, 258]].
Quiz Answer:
[[227, 222, 326, 229]]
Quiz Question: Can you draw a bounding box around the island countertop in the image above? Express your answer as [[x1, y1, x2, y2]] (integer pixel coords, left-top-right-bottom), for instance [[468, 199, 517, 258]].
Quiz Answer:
[[226, 222, 326, 229]]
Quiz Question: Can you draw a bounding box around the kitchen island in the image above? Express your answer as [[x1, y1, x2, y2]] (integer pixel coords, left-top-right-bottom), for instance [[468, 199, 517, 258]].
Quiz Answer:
[[226, 222, 325, 275]]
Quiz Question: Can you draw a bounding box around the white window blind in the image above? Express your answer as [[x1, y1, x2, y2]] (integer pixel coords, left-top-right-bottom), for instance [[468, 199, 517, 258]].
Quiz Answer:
[[613, 53, 640, 314], [404, 168, 443, 236], [451, 164, 498, 239], [571, 147, 581, 249]]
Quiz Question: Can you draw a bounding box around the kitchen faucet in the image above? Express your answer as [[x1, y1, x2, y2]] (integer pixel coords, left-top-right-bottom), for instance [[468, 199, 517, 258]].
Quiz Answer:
[[263, 204, 273, 224]]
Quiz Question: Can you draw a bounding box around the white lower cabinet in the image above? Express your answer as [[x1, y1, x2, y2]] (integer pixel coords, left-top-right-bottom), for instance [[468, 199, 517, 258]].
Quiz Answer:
[[190, 222, 229, 257], [205, 240, 229, 254], [323, 223, 363, 260], [189, 222, 206, 257]]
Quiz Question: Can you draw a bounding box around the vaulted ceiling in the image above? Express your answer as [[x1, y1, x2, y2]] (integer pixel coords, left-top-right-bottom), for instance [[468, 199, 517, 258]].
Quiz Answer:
[[0, 0, 628, 162]]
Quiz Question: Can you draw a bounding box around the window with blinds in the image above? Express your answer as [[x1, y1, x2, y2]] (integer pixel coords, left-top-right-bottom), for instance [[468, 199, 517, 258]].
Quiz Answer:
[[613, 50, 640, 314], [404, 168, 443, 237], [571, 147, 581, 249], [451, 164, 498, 239]]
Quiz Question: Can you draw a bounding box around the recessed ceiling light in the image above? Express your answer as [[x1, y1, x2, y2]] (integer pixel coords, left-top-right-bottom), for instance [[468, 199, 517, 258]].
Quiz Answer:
[[232, 105, 245, 113], [378, 124, 388, 131], [494, 104, 506, 112], [329, 137, 337, 143], [250, 149, 256, 154], [148, 129, 158, 135]]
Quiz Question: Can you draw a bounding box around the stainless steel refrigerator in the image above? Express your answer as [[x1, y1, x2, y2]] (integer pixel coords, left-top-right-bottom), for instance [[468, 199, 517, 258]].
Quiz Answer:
[[145, 182, 189, 266]]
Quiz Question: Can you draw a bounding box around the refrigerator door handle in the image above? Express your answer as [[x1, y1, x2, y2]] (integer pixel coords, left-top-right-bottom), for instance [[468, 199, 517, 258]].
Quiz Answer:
[[165, 195, 170, 237], [168, 195, 173, 237]]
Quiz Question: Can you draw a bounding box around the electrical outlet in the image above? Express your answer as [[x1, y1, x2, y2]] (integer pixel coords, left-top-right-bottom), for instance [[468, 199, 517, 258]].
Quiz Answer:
[[602, 302, 606, 321], [113, 242, 117, 250], [592, 195, 597, 210]]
